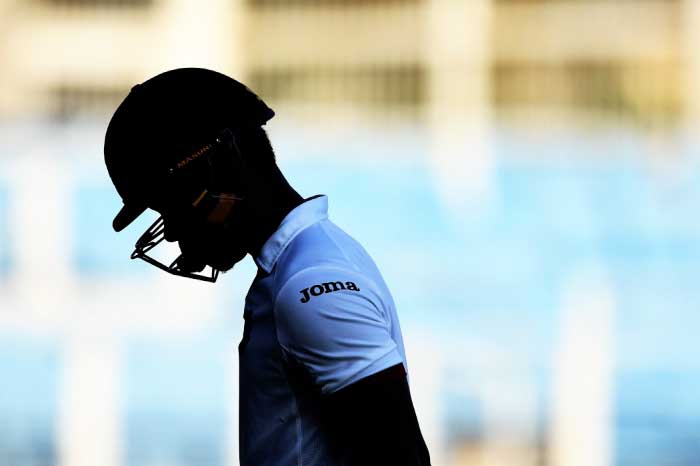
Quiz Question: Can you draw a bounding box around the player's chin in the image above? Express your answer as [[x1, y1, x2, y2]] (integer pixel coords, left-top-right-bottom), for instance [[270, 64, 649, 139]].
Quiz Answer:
[[208, 247, 247, 273]]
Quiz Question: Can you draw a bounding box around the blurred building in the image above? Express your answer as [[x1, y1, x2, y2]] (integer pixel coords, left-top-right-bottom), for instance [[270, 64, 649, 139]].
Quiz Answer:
[[0, 0, 696, 127]]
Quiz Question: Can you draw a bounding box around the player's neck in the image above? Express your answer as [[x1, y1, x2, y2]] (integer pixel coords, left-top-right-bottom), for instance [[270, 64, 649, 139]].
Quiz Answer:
[[245, 177, 305, 262]]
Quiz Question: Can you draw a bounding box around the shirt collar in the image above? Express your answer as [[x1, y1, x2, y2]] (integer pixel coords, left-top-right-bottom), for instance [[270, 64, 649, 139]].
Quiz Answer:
[[254, 194, 328, 273]]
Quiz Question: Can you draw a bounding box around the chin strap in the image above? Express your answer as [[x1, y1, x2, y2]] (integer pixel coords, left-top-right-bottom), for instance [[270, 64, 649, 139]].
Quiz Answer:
[[191, 189, 244, 224]]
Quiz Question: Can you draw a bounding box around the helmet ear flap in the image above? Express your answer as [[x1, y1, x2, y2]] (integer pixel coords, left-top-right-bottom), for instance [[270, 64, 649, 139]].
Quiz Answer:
[[192, 127, 248, 225]]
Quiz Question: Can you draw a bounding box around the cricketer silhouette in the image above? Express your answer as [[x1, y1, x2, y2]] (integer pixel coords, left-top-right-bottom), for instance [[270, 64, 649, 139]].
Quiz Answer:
[[104, 67, 431, 466]]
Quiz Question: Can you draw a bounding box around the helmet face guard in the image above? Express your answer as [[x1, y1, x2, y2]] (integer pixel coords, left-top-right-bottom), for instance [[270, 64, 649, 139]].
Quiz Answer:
[[131, 216, 222, 282], [129, 127, 245, 283]]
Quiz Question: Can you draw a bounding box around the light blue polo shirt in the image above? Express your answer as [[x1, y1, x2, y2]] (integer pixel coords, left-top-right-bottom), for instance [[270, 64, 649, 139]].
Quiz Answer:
[[238, 194, 409, 466]]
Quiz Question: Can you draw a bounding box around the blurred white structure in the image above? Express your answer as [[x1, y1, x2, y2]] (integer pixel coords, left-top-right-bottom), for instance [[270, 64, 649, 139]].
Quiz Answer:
[[549, 269, 616, 466], [404, 327, 446, 466], [427, 0, 494, 215], [445, 339, 540, 466], [682, 0, 700, 125]]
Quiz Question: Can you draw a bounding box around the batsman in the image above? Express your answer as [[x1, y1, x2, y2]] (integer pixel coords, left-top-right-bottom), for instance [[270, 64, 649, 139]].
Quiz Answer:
[[104, 67, 432, 466]]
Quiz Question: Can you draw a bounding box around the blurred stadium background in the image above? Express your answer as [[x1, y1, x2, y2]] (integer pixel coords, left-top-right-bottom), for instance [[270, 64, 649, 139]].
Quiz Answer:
[[1, 0, 700, 465]]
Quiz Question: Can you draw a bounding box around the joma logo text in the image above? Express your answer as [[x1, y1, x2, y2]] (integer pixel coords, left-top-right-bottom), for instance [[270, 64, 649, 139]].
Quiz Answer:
[[299, 281, 360, 303]]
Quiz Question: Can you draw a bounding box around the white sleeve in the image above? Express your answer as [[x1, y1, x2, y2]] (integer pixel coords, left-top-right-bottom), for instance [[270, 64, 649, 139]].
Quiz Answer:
[[273, 266, 404, 395]]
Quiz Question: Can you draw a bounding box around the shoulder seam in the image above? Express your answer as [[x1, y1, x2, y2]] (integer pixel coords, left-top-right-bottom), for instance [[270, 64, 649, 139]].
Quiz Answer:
[[319, 222, 389, 307], [318, 221, 362, 274]]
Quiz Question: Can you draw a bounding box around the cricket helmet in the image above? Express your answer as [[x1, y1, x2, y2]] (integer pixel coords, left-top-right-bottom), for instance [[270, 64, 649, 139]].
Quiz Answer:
[[104, 67, 275, 232]]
